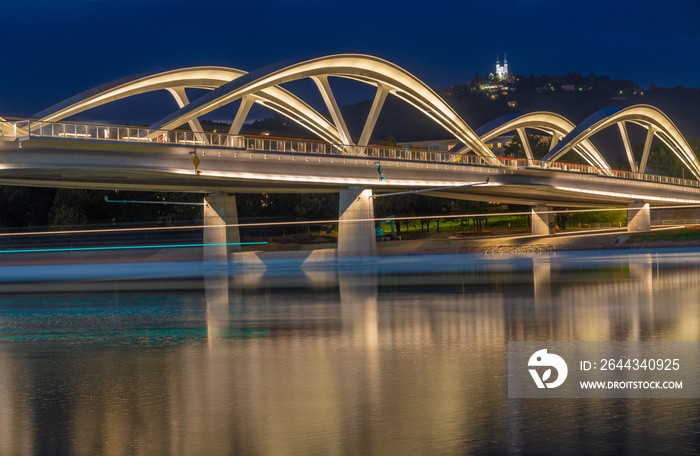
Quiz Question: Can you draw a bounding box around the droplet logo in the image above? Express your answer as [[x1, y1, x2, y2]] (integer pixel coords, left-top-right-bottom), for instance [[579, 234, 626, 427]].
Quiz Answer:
[[528, 349, 568, 388]]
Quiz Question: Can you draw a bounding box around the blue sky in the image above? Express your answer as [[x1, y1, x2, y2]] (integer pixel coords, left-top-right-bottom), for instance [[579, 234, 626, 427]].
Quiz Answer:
[[2, 0, 699, 122]]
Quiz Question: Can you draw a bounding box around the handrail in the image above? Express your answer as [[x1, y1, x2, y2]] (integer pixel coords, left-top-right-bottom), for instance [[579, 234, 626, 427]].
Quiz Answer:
[[2, 119, 699, 189], [237, 135, 700, 188], [2, 120, 245, 149]]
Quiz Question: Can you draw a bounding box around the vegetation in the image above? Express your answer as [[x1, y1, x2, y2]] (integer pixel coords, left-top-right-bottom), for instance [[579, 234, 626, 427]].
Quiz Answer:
[[627, 229, 700, 243], [565, 210, 626, 229], [638, 136, 700, 179], [0, 187, 202, 229], [502, 133, 585, 165]]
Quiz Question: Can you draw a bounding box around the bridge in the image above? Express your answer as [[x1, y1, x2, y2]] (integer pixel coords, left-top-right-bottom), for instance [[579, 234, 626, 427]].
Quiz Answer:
[[1, 54, 700, 257]]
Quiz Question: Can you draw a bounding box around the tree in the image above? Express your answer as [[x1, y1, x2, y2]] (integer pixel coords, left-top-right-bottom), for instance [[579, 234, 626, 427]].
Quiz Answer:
[[48, 189, 92, 227], [377, 135, 398, 147], [502, 133, 592, 166], [0, 187, 55, 227], [374, 193, 419, 234], [294, 194, 339, 221], [503, 133, 551, 160], [639, 141, 686, 178]]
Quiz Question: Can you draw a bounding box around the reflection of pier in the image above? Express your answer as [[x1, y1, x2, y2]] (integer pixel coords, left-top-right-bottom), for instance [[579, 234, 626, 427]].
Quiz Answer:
[[1, 253, 700, 453], [525, 253, 700, 340], [222, 252, 700, 345], [0, 351, 31, 454]]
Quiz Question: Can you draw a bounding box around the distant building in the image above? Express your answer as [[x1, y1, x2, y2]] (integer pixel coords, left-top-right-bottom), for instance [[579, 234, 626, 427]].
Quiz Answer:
[[483, 134, 515, 155], [495, 54, 509, 80]]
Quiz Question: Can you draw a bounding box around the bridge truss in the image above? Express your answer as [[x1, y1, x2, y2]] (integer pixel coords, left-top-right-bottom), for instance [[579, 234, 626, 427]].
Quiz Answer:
[[14, 54, 699, 182]]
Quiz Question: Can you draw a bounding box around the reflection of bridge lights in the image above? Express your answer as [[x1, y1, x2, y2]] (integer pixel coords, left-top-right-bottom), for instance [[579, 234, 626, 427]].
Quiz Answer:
[[0, 241, 267, 255]]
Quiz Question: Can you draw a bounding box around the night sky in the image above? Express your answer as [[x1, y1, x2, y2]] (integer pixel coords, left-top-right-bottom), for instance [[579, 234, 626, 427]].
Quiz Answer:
[[2, 0, 700, 123]]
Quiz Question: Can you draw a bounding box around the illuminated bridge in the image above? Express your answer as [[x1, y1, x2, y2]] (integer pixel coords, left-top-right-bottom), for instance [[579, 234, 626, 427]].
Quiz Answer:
[[1, 54, 700, 257]]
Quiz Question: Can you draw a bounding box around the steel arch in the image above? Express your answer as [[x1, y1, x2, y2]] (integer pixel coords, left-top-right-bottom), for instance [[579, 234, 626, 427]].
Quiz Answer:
[[473, 112, 611, 171], [34, 67, 344, 144], [148, 54, 496, 160], [544, 105, 700, 180]]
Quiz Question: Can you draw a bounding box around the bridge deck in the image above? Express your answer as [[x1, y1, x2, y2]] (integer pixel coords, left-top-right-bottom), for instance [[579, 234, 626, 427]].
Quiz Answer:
[[2, 120, 700, 207]]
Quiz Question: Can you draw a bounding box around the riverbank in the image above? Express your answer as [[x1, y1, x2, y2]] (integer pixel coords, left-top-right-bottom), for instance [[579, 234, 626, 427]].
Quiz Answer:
[[2, 226, 698, 292], [248, 225, 700, 256], [380, 226, 700, 254], [3, 226, 697, 268]]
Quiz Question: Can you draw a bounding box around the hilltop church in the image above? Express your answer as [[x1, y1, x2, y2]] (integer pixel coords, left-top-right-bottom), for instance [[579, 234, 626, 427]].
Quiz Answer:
[[495, 54, 509, 80]]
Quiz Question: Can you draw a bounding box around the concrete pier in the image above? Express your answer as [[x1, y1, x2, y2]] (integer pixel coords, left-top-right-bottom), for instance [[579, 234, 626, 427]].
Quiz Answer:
[[203, 193, 240, 265], [338, 187, 377, 257], [532, 205, 555, 236], [627, 200, 651, 232]]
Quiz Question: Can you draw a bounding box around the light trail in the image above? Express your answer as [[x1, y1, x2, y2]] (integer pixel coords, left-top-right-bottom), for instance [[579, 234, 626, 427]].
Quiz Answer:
[[0, 241, 267, 255], [104, 196, 205, 206], [0, 203, 698, 239], [371, 178, 490, 198]]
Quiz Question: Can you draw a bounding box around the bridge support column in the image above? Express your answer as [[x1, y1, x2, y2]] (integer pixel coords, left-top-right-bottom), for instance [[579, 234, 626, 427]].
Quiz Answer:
[[338, 187, 377, 258], [627, 200, 651, 232], [203, 193, 241, 265], [532, 205, 554, 236]]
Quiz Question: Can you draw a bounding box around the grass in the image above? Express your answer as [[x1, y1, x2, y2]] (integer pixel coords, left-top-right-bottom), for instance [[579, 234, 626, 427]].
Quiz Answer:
[[567, 210, 626, 227], [386, 215, 532, 234], [392, 212, 625, 234], [390, 210, 628, 234], [311, 210, 634, 236], [627, 229, 700, 243]]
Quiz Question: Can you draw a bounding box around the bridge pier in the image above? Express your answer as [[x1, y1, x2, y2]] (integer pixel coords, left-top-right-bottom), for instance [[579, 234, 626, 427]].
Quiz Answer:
[[338, 187, 377, 258], [627, 200, 651, 232], [531, 205, 555, 236], [203, 193, 241, 266]]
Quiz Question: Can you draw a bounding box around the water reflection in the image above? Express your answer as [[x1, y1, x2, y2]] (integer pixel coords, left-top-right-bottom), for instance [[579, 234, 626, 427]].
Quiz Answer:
[[0, 251, 698, 454], [205, 271, 230, 345]]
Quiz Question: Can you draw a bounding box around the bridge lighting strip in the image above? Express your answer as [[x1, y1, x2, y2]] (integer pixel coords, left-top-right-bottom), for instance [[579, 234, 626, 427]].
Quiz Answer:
[[180, 169, 478, 188], [0, 241, 267, 255], [552, 186, 700, 205]]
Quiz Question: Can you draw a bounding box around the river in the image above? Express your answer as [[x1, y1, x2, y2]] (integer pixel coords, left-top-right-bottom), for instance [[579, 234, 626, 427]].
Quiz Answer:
[[0, 249, 698, 454]]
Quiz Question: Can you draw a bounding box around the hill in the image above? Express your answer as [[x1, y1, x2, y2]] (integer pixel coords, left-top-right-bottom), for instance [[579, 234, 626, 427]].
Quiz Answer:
[[244, 73, 700, 146]]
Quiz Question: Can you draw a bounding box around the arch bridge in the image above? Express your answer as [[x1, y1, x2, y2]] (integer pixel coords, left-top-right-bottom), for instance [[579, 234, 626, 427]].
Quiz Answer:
[[1, 54, 700, 257]]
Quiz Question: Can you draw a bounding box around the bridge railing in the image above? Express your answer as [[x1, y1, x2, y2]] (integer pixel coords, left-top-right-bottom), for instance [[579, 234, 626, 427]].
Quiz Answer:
[[3, 120, 246, 149], [3, 119, 699, 189], [529, 159, 700, 188], [241, 137, 506, 167], [242, 136, 700, 188]]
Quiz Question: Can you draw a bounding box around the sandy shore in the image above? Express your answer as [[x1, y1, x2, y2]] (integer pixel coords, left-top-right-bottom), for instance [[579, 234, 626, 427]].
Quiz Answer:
[[251, 226, 700, 256], [375, 227, 700, 255]]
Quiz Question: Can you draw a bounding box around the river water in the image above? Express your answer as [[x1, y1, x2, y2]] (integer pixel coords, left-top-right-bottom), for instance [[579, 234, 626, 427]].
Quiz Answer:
[[0, 249, 698, 455]]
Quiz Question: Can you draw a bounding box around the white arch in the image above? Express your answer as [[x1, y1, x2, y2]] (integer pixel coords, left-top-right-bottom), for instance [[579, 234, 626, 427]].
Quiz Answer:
[[544, 105, 700, 180], [473, 111, 611, 171], [26, 58, 697, 183], [149, 54, 497, 160], [34, 67, 344, 145], [0, 117, 14, 137]]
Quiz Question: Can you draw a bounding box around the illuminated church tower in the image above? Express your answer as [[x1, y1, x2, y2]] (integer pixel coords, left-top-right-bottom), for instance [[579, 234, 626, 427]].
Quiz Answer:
[[495, 54, 508, 80]]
